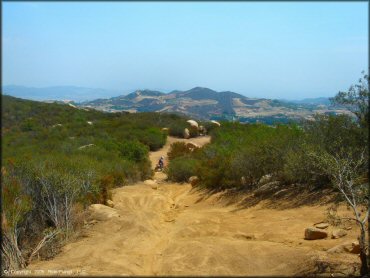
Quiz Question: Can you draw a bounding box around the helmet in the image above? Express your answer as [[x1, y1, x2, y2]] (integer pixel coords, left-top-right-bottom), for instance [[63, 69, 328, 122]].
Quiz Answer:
[[160, 156, 164, 159]]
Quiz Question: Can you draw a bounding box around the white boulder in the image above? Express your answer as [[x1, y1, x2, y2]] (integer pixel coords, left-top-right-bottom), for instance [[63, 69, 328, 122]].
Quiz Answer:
[[187, 120, 199, 128], [183, 128, 190, 139], [211, 120, 221, 127], [88, 204, 119, 221]]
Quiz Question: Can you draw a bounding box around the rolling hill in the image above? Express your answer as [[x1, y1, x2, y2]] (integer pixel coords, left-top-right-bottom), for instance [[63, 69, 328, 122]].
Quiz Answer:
[[80, 87, 350, 123]]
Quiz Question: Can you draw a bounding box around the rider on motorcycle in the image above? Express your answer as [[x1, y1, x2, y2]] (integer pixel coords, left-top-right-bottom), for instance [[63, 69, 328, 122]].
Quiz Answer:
[[158, 156, 164, 170]]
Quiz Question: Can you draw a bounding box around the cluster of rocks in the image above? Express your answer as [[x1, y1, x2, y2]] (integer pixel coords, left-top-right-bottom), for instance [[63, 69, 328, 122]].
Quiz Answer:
[[183, 119, 220, 139], [162, 119, 221, 139], [183, 120, 201, 139], [304, 222, 359, 254], [304, 222, 349, 240]]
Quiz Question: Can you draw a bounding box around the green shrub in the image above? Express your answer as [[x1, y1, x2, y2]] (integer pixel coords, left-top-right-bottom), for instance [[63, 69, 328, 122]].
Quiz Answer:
[[202, 121, 222, 134], [189, 115, 367, 191], [303, 114, 365, 156], [188, 126, 199, 137], [138, 128, 167, 151], [283, 114, 367, 186], [167, 142, 192, 160], [227, 147, 266, 187], [282, 144, 330, 185], [166, 157, 199, 182], [168, 122, 188, 138], [192, 123, 304, 189], [119, 141, 149, 163]]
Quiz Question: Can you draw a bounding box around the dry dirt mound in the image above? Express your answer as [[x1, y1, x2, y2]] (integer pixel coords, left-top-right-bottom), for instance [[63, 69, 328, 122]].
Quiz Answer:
[[27, 136, 360, 276]]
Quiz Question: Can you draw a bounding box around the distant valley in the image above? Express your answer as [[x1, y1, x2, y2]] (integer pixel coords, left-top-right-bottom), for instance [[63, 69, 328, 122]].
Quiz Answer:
[[2, 85, 122, 102]]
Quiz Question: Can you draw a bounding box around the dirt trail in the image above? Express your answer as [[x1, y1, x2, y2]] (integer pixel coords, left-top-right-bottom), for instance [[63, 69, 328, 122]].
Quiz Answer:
[[28, 136, 360, 276]]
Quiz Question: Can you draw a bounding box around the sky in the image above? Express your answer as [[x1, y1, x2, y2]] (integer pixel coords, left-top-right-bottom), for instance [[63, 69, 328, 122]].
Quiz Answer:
[[2, 2, 368, 99]]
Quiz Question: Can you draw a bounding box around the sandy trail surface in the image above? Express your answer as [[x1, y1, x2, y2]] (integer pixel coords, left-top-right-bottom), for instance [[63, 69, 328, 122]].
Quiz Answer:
[[27, 136, 360, 276]]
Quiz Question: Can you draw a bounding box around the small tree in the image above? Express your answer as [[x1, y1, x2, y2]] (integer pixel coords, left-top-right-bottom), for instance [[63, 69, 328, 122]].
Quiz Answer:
[[330, 71, 369, 129], [330, 71, 369, 271], [309, 148, 368, 275]]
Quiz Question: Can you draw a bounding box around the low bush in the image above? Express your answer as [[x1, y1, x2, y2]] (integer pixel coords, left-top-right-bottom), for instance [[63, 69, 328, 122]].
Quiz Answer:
[[179, 114, 367, 192], [166, 157, 199, 182], [138, 128, 167, 151], [119, 141, 149, 163], [188, 126, 199, 137], [167, 142, 193, 160], [168, 122, 188, 138], [282, 145, 329, 185], [193, 123, 303, 189]]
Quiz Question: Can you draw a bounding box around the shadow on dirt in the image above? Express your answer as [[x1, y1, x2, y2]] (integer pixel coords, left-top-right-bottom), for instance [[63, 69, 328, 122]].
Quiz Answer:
[[190, 183, 341, 211]]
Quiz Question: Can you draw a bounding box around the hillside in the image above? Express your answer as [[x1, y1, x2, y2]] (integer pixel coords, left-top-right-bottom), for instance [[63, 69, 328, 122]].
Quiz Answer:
[[79, 87, 351, 124], [2, 94, 211, 142], [1, 95, 210, 272], [2, 95, 367, 276]]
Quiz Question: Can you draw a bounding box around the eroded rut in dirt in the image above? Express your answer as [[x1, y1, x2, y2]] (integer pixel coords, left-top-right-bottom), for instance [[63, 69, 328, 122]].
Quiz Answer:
[[27, 136, 359, 276]]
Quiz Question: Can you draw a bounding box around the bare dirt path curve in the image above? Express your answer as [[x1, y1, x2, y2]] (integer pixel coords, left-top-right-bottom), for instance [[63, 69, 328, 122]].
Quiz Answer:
[[27, 136, 359, 276]]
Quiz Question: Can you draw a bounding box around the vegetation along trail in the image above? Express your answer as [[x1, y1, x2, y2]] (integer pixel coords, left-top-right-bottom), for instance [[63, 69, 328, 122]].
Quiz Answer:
[[27, 136, 360, 276]]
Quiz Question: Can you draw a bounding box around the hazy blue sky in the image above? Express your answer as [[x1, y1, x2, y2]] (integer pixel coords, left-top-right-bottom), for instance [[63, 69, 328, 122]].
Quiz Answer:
[[3, 2, 368, 99]]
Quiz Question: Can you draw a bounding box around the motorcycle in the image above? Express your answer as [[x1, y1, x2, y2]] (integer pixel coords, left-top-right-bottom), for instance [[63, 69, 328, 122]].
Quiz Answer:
[[154, 162, 164, 172]]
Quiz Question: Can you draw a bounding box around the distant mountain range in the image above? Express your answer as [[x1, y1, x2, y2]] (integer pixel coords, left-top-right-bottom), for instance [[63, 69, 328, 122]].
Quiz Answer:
[[79, 87, 350, 123], [2, 85, 350, 123], [2, 85, 122, 102]]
